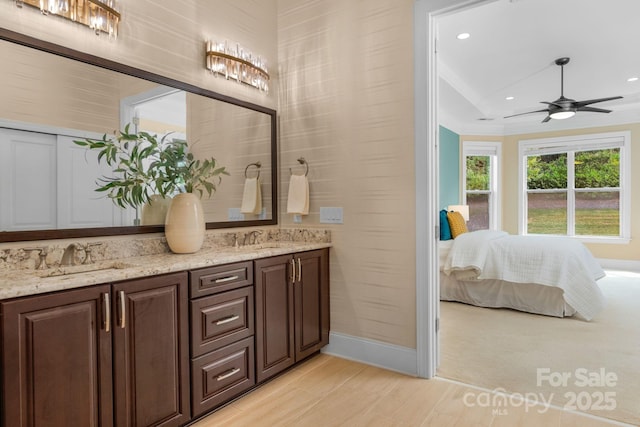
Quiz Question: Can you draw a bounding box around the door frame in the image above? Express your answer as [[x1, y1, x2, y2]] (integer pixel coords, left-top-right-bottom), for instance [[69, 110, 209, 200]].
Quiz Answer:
[[414, 0, 497, 378]]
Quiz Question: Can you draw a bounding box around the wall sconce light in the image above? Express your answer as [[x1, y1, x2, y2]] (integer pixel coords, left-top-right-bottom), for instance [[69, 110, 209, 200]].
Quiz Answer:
[[205, 40, 269, 93], [14, 0, 121, 38]]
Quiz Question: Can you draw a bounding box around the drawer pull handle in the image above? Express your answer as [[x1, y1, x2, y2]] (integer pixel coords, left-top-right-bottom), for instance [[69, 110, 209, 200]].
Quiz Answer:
[[214, 275, 239, 284], [216, 368, 240, 381], [215, 315, 240, 325]]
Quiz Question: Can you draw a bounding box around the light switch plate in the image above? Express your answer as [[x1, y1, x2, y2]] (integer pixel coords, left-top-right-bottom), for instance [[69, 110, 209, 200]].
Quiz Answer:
[[320, 207, 343, 224]]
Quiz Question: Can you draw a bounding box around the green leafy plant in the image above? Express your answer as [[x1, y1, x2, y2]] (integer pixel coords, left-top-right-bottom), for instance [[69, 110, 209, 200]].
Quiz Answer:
[[152, 139, 228, 199], [74, 124, 228, 209]]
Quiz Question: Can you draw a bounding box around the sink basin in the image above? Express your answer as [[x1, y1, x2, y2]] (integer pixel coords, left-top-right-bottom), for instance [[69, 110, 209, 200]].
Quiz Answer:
[[246, 243, 282, 249], [37, 261, 135, 278], [234, 243, 284, 252]]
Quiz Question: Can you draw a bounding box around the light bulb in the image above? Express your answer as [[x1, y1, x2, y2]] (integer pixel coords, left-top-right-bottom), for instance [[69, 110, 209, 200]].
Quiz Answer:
[[549, 110, 576, 120]]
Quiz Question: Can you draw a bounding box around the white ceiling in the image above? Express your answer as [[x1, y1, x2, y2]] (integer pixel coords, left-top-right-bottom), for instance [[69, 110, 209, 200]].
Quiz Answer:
[[437, 0, 640, 135]]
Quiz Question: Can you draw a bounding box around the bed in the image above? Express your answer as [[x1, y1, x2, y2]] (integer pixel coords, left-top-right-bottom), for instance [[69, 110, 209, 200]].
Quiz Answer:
[[439, 230, 606, 320]]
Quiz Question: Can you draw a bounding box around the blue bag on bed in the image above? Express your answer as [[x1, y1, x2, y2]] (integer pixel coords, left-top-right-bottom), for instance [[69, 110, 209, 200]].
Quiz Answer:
[[440, 209, 452, 240]]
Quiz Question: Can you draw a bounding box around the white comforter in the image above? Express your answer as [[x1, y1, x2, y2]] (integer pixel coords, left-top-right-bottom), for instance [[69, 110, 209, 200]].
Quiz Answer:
[[442, 230, 606, 320]]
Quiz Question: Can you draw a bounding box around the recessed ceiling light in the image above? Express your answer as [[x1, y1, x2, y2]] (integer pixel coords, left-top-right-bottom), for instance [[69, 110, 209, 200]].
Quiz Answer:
[[627, 77, 638, 82], [505, 96, 515, 100], [456, 33, 470, 40]]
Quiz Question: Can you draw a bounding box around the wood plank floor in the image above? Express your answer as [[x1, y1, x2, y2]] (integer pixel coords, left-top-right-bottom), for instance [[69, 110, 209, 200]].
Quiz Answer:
[[191, 354, 624, 426]]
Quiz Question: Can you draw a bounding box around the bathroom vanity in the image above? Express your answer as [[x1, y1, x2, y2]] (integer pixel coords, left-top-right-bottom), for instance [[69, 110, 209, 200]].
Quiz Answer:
[[0, 241, 330, 427], [0, 28, 329, 427]]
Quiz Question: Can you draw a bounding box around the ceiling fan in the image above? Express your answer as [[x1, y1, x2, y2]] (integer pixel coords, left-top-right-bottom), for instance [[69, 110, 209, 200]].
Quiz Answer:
[[504, 57, 623, 123]]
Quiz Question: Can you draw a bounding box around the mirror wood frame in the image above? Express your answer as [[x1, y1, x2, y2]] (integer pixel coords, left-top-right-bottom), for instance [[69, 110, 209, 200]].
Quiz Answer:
[[0, 28, 278, 243]]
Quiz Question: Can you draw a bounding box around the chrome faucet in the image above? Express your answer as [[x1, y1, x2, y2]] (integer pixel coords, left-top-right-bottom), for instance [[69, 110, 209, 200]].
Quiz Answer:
[[60, 243, 78, 266], [298, 229, 310, 242], [25, 247, 48, 270], [243, 230, 263, 246], [81, 242, 102, 265]]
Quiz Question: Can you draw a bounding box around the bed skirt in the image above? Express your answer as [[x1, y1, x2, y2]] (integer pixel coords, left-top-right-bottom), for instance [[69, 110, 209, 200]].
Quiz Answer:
[[440, 272, 576, 318]]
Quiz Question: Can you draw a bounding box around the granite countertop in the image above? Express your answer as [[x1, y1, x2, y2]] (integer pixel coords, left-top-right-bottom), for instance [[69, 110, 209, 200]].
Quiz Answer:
[[1, 242, 332, 301]]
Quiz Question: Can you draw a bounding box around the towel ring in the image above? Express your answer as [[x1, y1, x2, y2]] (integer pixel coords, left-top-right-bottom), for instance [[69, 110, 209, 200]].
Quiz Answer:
[[289, 157, 309, 176], [244, 161, 261, 179]]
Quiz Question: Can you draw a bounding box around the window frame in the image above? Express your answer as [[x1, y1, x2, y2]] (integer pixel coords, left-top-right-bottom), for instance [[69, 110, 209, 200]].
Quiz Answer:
[[518, 131, 631, 243], [462, 141, 502, 231]]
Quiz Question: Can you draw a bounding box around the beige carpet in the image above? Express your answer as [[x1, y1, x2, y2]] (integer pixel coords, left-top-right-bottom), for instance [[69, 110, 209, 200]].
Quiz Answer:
[[437, 270, 640, 426]]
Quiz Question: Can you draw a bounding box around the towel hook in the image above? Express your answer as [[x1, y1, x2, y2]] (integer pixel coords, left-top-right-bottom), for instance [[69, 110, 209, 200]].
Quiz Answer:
[[244, 161, 261, 179], [289, 157, 309, 176]]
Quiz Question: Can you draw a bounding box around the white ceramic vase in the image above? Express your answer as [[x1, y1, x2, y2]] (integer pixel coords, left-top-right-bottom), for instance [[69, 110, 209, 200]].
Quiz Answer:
[[141, 195, 172, 225], [164, 193, 205, 253]]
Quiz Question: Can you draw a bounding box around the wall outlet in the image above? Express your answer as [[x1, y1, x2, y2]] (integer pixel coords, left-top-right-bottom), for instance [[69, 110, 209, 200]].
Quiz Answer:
[[293, 214, 302, 223], [258, 207, 267, 220], [228, 208, 245, 221], [320, 207, 343, 224]]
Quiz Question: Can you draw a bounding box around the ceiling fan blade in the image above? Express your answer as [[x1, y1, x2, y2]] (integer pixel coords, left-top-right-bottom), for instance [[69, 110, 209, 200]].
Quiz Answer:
[[541, 115, 551, 123], [577, 106, 612, 114], [504, 108, 549, 119], [574, 96, 623, 107]]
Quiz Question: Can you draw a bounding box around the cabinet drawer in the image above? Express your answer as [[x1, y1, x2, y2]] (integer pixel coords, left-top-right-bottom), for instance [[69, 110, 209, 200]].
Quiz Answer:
[[190, 261, 253, 297], [191, 337, 255, 417], [191, 286, 254, 357]]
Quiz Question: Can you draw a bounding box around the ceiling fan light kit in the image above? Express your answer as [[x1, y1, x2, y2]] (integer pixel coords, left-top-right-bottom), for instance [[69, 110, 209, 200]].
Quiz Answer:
[[549, 110, 575, 120], [505, 57, 623, 123]]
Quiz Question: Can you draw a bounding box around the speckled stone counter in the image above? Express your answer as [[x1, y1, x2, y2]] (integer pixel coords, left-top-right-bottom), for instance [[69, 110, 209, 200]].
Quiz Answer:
[[0, 228, 331, 300]]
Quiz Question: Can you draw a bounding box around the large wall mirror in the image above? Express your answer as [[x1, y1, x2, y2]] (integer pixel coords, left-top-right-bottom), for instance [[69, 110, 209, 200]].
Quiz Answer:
[[0, 29, 277, 243]]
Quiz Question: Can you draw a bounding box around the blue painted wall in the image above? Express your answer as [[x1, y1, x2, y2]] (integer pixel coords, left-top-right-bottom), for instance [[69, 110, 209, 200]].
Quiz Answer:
[[439, 126, 460, 210]]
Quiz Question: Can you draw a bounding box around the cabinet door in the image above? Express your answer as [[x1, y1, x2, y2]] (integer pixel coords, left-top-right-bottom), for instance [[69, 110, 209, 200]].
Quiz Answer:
[[294, 249, 330, 361], [254, 254, 295, 383], [56, 135, 125, 229], [0, 128, 57, 231], [112, 272, 190, 427], [1, 285, 113, 427]]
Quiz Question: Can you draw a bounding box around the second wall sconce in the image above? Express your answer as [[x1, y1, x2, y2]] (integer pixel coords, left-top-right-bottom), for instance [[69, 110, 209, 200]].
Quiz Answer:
[[205, 40, 269, 93]]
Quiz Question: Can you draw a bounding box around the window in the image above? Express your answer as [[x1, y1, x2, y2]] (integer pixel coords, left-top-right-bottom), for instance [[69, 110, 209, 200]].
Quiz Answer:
[[518, 131, 630, 242], [462, 141, 501, 231]]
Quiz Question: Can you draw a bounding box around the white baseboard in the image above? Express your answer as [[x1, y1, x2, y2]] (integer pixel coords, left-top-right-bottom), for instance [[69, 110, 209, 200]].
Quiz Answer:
[[598, 258, 640, 273], [322, 331, 417, 376]]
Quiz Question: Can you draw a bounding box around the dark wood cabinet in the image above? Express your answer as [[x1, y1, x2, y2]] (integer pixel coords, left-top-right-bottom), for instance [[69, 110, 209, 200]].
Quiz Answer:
[[295, 249, 330, 361], [190, 337, 255, 417], [1, 248, 329, 426], [189, 261, 255, 418], [255, 249, 329, 383], [254, 254, 296, 383], [1, 272, 190, 427], [190, 286, 254, 358], [112, 273, 191, 427], [1, 285, 113, 427]]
